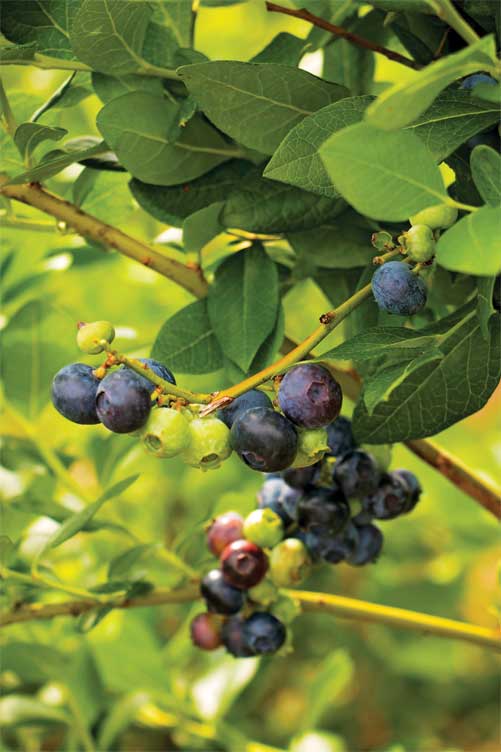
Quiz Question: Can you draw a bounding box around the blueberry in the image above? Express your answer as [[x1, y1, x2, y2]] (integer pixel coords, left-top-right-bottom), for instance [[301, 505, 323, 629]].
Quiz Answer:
[[363, 471, 410, 520], [372, 262, 427, 316], [305, 522, 358, 564], [393, 469, 422, 512], [258, 477, 302, 524], [460, 73, 496, 89], [278, 364, 342, 429], [218, 389, 271, 428], [326, 416, 356, 456], [135, 358, 176, 394], [243, 508, 284, 548], [183, 416, 231, 470], [141, 407, 191, 458], [190, 612, 222, 651], [282, 464, 319, 490], [206, 512, 244, 557], [51, 363, 100, 425], [76, 320, 115, 354], [333, 450, 381, 499], [221, 539, 268, 590], [347, 523, 383, 566], [297, 488, 350, 534], [221, 616, 256, 657], [200, 569, 245, 615], [242, 612, 286, 655], [230, 407, 298, 472], [96, 368, 151, 433]]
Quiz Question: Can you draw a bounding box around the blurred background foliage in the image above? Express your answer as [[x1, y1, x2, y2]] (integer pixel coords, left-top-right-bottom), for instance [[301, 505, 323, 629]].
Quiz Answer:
[[0, 1, 500, 751]]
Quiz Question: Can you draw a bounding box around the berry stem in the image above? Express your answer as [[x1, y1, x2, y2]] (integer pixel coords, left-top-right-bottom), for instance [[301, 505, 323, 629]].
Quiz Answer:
[[427, 0, 480, 46]]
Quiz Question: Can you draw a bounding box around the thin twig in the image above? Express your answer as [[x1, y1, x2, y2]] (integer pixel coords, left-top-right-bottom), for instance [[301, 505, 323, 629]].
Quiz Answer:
[[265, 2, 421, 70]]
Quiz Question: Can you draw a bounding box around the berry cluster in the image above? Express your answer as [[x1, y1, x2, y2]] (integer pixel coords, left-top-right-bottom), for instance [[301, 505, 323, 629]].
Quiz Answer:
[[191, 415, 422, 658]]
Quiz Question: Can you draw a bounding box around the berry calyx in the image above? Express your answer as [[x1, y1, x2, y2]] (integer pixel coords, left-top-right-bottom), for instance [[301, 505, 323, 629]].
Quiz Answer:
[[190, 613, 223, 651], [243, 508, 284, 549], [206, 512, 245, 557], [372, 261, 427, 316], [402, 224, 436, 263], [409, 204, 458, 230], [76, 320, 115, 354], [182, 416, 231, 470], [96, 368, 151, 433], [141, 407, 191, 458], [278, 364, 342, 429], [221, 539, 268, 589], [51, 363, 100, 425], [269, 538, 311, 587], [200, 569, 245, 615], [230, 407, 298, 472]]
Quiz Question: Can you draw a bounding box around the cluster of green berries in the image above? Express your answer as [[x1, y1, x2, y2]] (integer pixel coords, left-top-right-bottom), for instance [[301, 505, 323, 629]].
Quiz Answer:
[[191, 415, 422, 658]]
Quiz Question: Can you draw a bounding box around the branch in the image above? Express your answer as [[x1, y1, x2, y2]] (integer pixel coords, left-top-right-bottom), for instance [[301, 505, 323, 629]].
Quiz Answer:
[[1, 585, 499, 652], [265, 2, 421, 70], [0, 182, 208, 299]]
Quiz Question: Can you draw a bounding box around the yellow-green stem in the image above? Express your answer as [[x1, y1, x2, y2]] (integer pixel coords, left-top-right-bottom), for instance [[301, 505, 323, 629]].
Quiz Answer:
[[428, 0, 480, 45]]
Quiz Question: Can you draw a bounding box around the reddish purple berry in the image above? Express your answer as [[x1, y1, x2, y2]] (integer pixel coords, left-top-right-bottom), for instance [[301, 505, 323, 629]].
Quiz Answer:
[[190, 613, 222, 651], [221, 539, 268, 590], [278, 364, 342, 429], [206, 512, 244, 557]]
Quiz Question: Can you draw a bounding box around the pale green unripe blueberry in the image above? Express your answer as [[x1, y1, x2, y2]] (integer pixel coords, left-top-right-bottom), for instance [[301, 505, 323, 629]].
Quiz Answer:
[[77, 320, 115, 354], [290, 427, 329, 468], [244, 508, 284, 548], [403, 224, 435, 262], [271, 593, 302, 625], [270, 538, 311, 587], [182, 416, 231, 470], [248, 577, 279, 607], [141, 407, 191, 458], [361, 443, 392, 472], [409, 204, 458, 230]]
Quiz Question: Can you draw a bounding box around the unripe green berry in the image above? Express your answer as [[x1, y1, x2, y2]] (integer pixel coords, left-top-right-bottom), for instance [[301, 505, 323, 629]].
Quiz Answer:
[[290, 427, 329, 468], [270, 593, 302, 625], [403, 224, 435, 262], [244, 508, 284, 548], [248, 577, 279, 607], [76, 321, 115, 354], [270, 538, 311, 587], [409, 204, 458, 230], [182, 416, 231, 470], [141, 407, 191, 458]]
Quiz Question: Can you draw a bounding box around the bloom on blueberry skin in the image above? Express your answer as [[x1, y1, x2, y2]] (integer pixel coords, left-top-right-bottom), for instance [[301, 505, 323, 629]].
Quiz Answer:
[[278, 364, 342, 429], [372, 261, 427, 316]]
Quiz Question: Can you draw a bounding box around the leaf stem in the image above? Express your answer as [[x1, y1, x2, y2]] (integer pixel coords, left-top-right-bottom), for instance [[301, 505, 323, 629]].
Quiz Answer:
[[447, 198, 480, 213], [265, 1, 421, 70], [0, 214, 59, 232], [427, 0, 480, 46]]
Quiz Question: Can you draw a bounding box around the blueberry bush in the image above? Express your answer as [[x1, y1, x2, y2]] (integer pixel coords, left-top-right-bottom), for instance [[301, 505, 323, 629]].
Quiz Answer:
[[1, 1, 500, 750]]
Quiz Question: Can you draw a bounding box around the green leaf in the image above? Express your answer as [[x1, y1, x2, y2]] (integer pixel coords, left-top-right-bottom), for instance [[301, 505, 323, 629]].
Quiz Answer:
[[129, 160, 254, 226], [365, 35, 497, 130], [301, 650, 354, 730], [97, 92, 234, 186], [0, 0, 78, 60], [77, 170, 136, 225], [208, 246, 279, 371], [251, 32, 309, 65], [0, 535, 15, 567], [179, 61, 349, 154], [477, 276, 499, 340], [2, 300, 75, 419], [31, 72, 92, 121], [183, 202, 224, 253], [70, 0, 151, 75], [0, 696, 69, 727], [1, 643, 66, 683], [222, 173, 344, 233], [92, 71, 164, 104], [319, 122, 446, 220], [288, 214, 374, 269], [470, 145, 501, 207], [151, 298, 224, 374], [8, 140, 108, 184], [323, 37, 374, 96], [352, 306, 501, 442], [41, 474, 139, 551], [108, 544, 154, 581], [151, 0, 193, 47], [0, 42, 38, 63], [320, 328, 441, 362], [14, 122, 66, 159], [247, 303, 285, 375], [436, 205, 501, 276], [264, 95, 371, 198], [97, 691, 151, 751]]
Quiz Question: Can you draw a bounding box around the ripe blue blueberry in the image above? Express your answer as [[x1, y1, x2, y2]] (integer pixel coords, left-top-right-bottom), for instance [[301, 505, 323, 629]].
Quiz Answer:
[[305, 522, 358, 564], [282, 464, 319, 490], [230, 407, 298, 472], [218, 389, 271, 428], [242, 612, 286, 655], [347, 523, 383, 566], [372, 262, 427, 316], [326, 416, 356, 456], [200, 569, 245, 615], [135, 358, 176, 394], [222, 616, 256, 657], [96, 368, 152, 433], [278, 364, 342, 428], [51, 363, 100, 425], [363, 471, 410, 519], [333, 450, 380, 499], [393, 469, 422, 512], [460, 73, 496, 89], [297, 488, 350, 534], [258, 476, 302, 524]]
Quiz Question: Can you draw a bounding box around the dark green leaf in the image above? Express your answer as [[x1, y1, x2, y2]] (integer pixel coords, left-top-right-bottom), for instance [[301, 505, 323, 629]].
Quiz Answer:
[[8, 140, 109, 184], [288, 214, 374, 269], [320, 328, 441, 362], [477, 276, 499, 340], [151, 298, 224, 374], [151, 0, 193, 47], [436, 205, 501, 276], [251, 33, 309, 65], [14, 122, 66, 159], [183, 202, 224, 253], [0, 0, 78, 59], [208, 246, 279, 371], [1, 643, 66, 683], [470, 145, 501, 206], [92, 72, 164, 104], [323, 38, 374, 96], [179, 61, 349, 154]]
